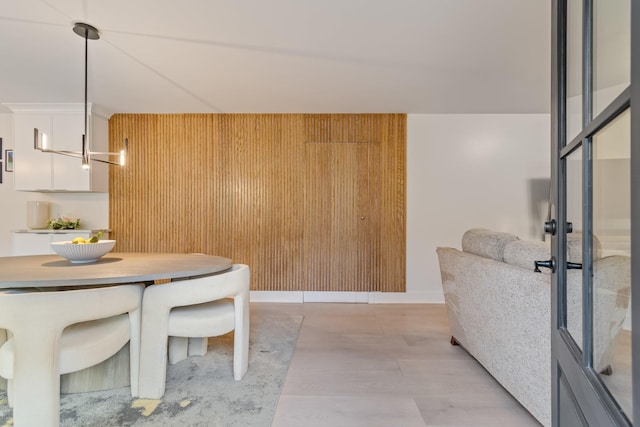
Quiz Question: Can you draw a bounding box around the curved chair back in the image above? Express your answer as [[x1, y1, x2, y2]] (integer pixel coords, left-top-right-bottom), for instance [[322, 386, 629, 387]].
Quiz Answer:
[[143, 264, 250, 311], [0, 284, 143, 333], [0, 283, 144, 426], [139, 264, 250, 399]]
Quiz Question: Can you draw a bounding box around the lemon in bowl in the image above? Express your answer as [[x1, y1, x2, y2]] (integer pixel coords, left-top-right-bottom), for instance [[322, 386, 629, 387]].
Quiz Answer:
[[51, 240, 116, 263]]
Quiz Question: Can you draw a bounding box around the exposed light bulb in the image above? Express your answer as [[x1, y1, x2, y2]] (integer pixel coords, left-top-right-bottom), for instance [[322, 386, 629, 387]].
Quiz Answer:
[[82, 135, 90, 170]]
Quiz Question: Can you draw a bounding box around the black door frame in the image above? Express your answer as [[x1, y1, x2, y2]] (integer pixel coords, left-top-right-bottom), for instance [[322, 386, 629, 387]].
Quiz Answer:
[[631, 0, 640, 423], [551, 0, 637, 425]]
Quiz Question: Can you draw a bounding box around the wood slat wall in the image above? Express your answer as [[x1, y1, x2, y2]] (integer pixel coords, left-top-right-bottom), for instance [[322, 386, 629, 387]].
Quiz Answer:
[[109, 114, 406, 292]]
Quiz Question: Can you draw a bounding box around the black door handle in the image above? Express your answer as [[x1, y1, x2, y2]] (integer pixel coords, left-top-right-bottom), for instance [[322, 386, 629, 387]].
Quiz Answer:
[[544, 220, 556, 235], [534, 259, 555, 273], [567, 262, 582, 270], [542, 220, 573, 236], [534, 259, 581, 273]]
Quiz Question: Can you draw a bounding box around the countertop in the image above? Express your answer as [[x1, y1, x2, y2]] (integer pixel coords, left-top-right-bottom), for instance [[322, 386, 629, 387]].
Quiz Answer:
[[13, 229, 111, 233]]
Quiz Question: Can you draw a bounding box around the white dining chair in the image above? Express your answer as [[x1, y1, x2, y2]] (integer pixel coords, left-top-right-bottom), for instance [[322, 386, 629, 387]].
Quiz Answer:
[[0, 283, 144, 427], [138, 264, 250, 399]]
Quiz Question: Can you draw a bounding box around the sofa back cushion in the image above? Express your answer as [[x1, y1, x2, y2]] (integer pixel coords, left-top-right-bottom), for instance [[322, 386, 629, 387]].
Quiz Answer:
[[461, 228, 519, 261], [461, 228, 603, 268], [503, 239, 551, 272], [501, 232, 602, 272], [567, 232, 603, 262]]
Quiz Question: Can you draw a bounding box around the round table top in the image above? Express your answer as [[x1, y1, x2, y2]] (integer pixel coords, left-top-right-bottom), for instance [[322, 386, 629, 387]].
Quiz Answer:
[[0, 252, 233, 288]]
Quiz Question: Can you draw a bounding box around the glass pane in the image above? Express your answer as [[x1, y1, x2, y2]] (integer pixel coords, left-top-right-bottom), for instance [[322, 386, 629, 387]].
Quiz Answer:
[[592, 109, 631, 417], [593, 0, 631, 117], [566, 0, 583, 143], [566, 147, 583, 348]]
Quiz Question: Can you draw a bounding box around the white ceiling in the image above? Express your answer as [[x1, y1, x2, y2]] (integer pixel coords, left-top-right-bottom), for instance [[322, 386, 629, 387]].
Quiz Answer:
[[0, 0, 551, 116]]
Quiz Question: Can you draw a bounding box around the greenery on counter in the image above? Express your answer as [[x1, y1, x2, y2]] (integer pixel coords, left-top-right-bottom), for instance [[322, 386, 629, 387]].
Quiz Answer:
[[47, 217, 81, 230]]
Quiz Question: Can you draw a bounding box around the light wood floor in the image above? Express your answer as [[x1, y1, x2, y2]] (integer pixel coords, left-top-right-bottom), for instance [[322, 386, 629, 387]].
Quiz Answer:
[[253, 303, 541, 427], [601, 329, 632, 418]]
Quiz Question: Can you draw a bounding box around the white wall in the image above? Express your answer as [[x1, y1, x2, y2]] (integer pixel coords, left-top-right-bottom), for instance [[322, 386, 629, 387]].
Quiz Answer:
[[0, 114, 109, 257], [406, 114, 550, 301]]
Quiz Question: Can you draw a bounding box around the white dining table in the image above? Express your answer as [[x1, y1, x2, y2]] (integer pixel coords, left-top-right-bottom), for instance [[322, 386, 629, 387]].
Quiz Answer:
[[0, 252, 232, 426]]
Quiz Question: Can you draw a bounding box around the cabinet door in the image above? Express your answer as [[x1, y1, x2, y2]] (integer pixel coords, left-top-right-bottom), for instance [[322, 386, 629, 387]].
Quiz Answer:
[[12, 109, 109, 192], [13, 114, 53, 191], [88, 113, 109, 192], [13, 232, 91, 255], [13, 233, 52, 255], [52, 114, 90, 191]]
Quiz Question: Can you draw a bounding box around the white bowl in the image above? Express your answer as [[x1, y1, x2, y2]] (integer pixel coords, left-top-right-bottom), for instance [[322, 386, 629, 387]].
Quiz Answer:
[[51, 240, 116, 264]]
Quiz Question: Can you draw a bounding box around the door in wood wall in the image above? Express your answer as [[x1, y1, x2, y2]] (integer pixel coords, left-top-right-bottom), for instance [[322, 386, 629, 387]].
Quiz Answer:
[[303, 141, 378, 292]]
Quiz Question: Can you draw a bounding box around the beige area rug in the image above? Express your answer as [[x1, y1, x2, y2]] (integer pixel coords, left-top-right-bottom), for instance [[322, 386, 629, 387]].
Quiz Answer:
[[0, 314, 303, 427]]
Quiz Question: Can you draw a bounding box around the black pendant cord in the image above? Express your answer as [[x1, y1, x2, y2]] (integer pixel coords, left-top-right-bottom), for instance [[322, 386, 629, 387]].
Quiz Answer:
[[84, 30, 88, 155], [84, 33, 89, 142], [72, 22, 125, 167]]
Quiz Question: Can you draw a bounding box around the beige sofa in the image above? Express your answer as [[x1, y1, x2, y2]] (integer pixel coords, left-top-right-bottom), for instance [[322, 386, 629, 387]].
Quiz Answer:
[[436, 229, 630, 427]]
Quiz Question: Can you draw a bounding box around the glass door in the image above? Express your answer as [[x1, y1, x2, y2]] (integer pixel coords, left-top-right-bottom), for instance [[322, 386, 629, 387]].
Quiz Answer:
[[550, 0, 636, 425]]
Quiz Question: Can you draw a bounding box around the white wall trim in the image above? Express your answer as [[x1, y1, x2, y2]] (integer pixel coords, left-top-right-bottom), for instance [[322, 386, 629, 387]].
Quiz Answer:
[[249, 291, 445, 304], [249, 291, 304, 303], [368, 291, 444, 304], [303, 292, 370, 303]]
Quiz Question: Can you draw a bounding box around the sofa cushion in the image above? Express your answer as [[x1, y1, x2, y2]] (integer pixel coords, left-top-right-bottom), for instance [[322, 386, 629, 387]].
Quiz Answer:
[[462, 228, 602, 267], [503, 239, 551, 272], [461, 228, 519, 261], [567, 232, 603, 262]]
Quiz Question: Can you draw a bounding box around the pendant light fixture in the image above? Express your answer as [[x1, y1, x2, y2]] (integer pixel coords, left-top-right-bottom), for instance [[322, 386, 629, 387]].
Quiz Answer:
[[34, 22, 128, 169]]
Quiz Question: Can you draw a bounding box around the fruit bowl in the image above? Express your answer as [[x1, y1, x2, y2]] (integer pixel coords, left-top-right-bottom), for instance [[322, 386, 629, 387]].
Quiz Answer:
[[51, 240, 116, 264]]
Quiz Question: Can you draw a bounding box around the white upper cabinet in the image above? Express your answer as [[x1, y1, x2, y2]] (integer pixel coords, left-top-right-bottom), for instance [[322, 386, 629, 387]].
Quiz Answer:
[[51, 113, 85, 191], [13, 113, 53, 191], [6, 103, 109, 192]]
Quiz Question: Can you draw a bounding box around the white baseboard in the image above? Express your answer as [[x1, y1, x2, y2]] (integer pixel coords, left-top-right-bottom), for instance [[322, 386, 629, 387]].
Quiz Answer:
[[249, 290, 445, 304], [249, 291, 303, 303], [368, 291, 444, 304], [303, 292, 370, 303]]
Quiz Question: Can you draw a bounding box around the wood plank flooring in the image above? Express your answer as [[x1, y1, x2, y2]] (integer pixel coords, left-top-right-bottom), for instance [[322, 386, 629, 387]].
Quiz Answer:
[[252, 303, 541, 427]]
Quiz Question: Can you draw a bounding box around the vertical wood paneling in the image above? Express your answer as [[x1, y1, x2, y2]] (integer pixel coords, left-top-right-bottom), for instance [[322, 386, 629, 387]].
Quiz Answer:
[[109, 114, 405, 292]]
